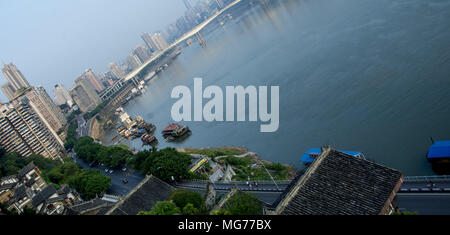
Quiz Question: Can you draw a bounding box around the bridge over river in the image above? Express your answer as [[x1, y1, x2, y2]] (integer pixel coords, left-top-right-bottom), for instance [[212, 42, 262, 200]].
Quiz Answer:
[[100, 0, 244, 101]]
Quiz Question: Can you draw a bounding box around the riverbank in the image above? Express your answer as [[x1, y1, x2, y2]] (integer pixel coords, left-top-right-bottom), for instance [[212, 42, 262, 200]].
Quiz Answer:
[[178, 147, 299, 181]]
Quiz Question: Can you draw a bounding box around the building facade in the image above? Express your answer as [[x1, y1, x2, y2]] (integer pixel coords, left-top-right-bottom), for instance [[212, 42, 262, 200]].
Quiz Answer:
[[108, 63, 126, 80], [23, 87, 67, 135], [1, 63, 31, 92], [141, 32, 169, 52], [133, 44, 152, 64], [53, 84, 74, 107], [126, 53, 142, 70], [0, 100, 65, 160], [1, 82, 16, 100], [70, 77, 101, 113], [79, 69, 104, 93]]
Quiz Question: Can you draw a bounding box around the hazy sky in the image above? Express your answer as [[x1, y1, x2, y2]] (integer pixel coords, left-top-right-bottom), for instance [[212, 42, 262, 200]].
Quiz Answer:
[[0, 0, 194, 101]]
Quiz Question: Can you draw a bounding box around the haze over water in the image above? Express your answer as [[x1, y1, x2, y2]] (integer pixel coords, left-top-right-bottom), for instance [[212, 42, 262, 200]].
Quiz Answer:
[[106, 0, 450, 176]]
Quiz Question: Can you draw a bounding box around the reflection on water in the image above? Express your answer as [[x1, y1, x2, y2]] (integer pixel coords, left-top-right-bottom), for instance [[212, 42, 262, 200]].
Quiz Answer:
[[105, 0, 450, 176]]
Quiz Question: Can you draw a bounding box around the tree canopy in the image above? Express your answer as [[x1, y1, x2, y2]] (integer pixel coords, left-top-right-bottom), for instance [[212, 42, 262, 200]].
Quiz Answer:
[[170, 189, 205, 209], [138, 201, 181, 215], [74, 136, 132, 168], [69, 169, 111, 200], [220, 191, 263, 215]]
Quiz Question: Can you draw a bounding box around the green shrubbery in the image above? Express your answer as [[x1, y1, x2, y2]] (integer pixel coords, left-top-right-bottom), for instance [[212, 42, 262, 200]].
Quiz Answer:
[[139, 189, 207, 215], [215, 191, 262, 215]]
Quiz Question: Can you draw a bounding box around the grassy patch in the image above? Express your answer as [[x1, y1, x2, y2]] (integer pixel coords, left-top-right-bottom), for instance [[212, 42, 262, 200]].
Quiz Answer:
[[182, 147, 246, 158]]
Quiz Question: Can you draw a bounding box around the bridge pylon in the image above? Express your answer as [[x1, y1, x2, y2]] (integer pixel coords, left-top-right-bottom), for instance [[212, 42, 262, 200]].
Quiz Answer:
[[195, 32, 207, 47]]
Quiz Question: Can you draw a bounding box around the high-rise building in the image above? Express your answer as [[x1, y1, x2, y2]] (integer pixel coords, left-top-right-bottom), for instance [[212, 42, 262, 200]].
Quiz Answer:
[[79, 69, 105, 93], [22, 87, 67, 135], [1, 82, 16, 100], [126, 53, 142, 70], [1, 63, 31, 92], [183, 0, 193, 10], [151, 33, 169, 51], [215, 0, 225, 9], [54, 84, 74, 107], [108, 63, 126, 80], [141, 32, 169, 52], [0, 100, 64, 160], [71, 77, 101, 113], [133, 44, 152, 64], [141, 32, 156, 53]]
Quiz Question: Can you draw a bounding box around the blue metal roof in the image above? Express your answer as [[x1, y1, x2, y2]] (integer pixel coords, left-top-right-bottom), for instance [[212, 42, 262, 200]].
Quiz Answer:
[[300, 148, 363, 163], [427, 141, 450, 159]]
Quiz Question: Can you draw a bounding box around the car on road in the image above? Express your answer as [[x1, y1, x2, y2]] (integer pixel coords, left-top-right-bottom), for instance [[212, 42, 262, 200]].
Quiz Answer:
[[109, 170, 114, 174], [122, 167, 127, 172], [122, 179, 129, 184], [105, 169, 109, 173]]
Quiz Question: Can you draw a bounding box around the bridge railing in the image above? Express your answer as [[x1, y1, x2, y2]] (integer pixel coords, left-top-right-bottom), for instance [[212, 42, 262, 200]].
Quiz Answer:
[[404, 175, 450, 182]]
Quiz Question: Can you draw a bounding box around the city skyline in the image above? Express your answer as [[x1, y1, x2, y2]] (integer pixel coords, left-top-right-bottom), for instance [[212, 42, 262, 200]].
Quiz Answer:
[[0, 0, 200, 101]]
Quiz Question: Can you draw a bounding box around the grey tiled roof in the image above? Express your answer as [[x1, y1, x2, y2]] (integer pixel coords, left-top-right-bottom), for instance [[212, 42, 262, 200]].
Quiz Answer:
[[13, 185, 27, 201], [0, 182, 17, 191], [275, 148, 403, 215], [31, 186, 57, 207], [66, 198, 115, 215], [17, 162, 36, 179], [106, 175, 174, 215]]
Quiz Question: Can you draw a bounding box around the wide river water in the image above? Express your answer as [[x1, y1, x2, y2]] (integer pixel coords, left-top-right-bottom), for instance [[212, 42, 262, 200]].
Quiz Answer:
[[105, 0, 450, 176]]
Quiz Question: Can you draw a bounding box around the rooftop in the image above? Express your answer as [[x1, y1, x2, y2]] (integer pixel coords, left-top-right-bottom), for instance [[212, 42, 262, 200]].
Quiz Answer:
[[272, 147, 403, 215], [105, 175, 174, 215], [427, 140, 450, 159]]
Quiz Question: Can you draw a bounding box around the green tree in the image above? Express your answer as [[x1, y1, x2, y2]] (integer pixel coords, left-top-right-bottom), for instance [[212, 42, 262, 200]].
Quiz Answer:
[[138, 201, 181, 215], [222, 191, 262, 215], [141, 148, 191, 182], [69, 169, 110, 200], [182, 203, 199, 215], [170, 189, 205, 209], [48, 161, 81, 185], [0, 151, 27, 177]]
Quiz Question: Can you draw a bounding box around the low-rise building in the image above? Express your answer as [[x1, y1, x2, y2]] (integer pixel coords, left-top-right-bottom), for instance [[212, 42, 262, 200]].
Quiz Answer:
[[0, 162, 81, 215]]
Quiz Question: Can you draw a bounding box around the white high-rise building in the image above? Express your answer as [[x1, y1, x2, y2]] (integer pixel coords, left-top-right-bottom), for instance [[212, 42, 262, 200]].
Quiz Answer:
[[1, 63, 31, 91], [108, 63, 126, 80], [53, 84, 74, 107]]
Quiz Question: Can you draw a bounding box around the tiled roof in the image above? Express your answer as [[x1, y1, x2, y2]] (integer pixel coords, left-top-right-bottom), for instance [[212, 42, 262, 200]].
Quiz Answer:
[[0, 182, 17, 191], [17, 162, 36, 179], [65, 198, 114, 215], [13, 185, 27, 201], [31, 186, 57, 207], [106, 175, 174, 215], [274, 148, 403, 215]]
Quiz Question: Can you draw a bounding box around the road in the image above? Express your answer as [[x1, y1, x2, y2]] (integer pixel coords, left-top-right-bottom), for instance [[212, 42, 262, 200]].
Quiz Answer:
[[174, 180, 291, 192], [395, 193, 450, 215], [71, 153, 145, 196], [186, 188, 282, 205]]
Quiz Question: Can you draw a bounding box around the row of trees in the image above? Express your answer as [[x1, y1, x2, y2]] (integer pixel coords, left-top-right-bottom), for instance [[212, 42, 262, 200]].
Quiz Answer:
[[128, 148, 193, 182], [138, 189, 263, 215], [74, 136, 133, 169], [74, 137, 194, 182]]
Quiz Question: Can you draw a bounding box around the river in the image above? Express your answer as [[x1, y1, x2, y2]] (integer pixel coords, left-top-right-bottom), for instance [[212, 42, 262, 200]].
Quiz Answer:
[[104, 0, 450, 176]]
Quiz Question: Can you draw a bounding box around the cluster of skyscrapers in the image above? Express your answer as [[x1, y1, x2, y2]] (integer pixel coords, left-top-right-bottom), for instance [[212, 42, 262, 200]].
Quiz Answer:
[[0, 0, 232, 162]]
